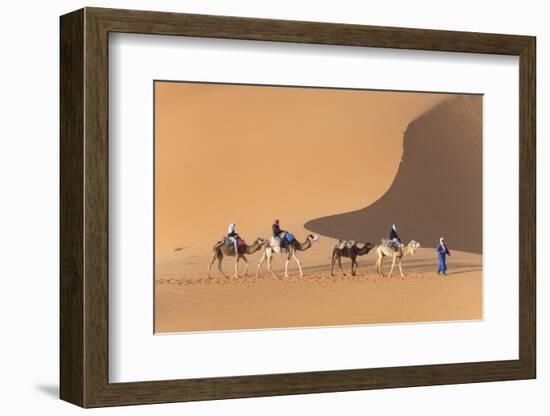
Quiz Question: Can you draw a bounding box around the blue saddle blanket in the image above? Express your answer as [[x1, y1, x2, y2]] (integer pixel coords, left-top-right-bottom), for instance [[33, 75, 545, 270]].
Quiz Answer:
[[283, 232, 295, 243]]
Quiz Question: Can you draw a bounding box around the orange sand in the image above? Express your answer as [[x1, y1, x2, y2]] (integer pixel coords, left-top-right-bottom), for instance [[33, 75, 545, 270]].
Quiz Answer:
[[155, 247, 482, 333], [155, 82, 450, 259]]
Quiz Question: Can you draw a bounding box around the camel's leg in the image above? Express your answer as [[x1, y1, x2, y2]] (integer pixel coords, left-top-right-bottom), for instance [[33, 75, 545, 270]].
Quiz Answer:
[[284, 253, 291, 278], [388, 255, 397, 278], [207, 251, 217, 278], [398, 258, 404, 277], [232, 243, 240, 279], [376, 256, 384, 277], [217, 254, 227, 278], [337, 256, 346, 276], [267, 252, 277, 278], [234, 261, 239, 278], [330, 252, 336, 276], [292, 252, 304, 277], [241, 255, 249, 277], [256, 251, 266, 277], [233, 251, 239, 279], [351, 256, 358, 276]]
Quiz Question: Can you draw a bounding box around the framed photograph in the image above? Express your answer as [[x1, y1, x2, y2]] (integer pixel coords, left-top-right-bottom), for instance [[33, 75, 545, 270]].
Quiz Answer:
[[60, 7, 536, 408]]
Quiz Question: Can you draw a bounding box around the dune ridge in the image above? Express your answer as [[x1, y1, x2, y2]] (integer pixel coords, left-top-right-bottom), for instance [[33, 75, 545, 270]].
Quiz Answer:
[[304, 95, 483, 254]]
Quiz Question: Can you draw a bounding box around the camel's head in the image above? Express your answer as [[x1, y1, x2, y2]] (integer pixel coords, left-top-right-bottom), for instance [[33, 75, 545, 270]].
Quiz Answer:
[[409, 240, 421, 250], [307, 234, 319, 243], [255, 237, 268, 246], [365, 242, 374, 250]]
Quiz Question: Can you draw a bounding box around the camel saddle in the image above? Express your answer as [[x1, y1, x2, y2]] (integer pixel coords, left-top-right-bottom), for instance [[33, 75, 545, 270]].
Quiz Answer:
[[336, 239, 356, 250], [381, 238, 400, 251], [269, 235, 287, 252], [283, 231, 295, 243], [223, 237, 246, 247]]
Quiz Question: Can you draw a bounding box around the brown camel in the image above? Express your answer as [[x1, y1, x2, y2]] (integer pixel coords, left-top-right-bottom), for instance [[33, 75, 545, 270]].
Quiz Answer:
[[256, 234, 319, 278], [331, 241, 374, 276], [208, 237, 267, 279], [375, 240, 421, 277]]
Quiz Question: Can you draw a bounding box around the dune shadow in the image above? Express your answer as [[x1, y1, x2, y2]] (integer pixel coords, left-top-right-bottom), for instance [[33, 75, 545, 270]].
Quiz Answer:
[[304, 95, 483, 255]]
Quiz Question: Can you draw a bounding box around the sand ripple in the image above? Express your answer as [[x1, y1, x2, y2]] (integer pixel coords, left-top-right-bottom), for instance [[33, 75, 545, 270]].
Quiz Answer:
[[156, 263, 481, 287]]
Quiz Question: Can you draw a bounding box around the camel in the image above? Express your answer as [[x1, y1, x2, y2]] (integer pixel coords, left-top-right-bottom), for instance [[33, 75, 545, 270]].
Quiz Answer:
[[331, 241, 374, 276], [208, 237, 267, 279], [256, 234, 319, 278], [375, 240, 421, 277]]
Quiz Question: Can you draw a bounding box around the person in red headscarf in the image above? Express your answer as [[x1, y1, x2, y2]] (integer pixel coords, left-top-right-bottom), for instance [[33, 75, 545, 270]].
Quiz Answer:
[[272, 219, 285, 252], [272, 219, 284, 240]]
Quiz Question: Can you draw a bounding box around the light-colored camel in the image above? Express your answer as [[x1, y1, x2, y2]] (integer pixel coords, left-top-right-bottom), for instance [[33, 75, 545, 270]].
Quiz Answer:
[[208, 237, 267, 279], [256, 234, 319, 278], [375, 240, 421, 277], [331, 241, 374, 276]]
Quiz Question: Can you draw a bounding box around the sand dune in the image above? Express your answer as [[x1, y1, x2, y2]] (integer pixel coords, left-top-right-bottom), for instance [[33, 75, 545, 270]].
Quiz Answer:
[[305, 95, 483, 254], [155, 82, 450, 261]]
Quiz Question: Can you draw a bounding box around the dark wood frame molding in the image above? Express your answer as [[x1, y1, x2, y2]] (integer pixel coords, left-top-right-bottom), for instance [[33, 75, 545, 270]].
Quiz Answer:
[[60, 7, 536, 408]]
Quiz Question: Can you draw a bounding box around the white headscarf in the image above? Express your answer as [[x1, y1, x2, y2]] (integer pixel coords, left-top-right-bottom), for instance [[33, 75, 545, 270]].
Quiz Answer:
[[440, 237, 445, 246], [392, 224, 397, 232], [228, 223, 236, 233]]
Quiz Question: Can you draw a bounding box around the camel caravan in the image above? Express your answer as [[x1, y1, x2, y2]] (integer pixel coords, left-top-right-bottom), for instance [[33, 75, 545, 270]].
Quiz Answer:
[[207, 221, 420, 279], [208, 220, 319, 280]]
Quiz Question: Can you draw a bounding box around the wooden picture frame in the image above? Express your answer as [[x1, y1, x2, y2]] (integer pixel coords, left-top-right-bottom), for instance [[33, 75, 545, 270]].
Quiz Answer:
[[60, 7, 536, 408]]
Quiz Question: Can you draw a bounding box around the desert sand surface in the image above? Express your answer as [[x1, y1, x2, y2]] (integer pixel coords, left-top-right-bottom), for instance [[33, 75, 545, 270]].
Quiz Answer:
[[154, 83, 482, 333], [155, 244, 482, 333]]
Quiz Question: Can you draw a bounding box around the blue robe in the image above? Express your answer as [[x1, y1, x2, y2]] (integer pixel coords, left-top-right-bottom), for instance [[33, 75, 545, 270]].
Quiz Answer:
[[436, 243, 450, 273]]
